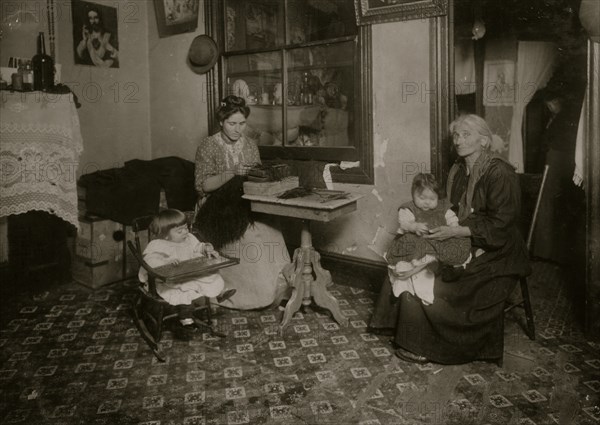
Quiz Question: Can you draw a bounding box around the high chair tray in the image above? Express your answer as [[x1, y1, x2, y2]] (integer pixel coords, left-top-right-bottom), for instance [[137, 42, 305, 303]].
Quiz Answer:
[[153, 254, 239, 283]]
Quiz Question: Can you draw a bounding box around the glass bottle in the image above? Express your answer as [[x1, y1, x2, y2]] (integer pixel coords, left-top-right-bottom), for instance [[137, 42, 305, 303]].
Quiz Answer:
[[32, 32, 54, 91], [23, 60, 34, 91], [17, 59, 25, 79]]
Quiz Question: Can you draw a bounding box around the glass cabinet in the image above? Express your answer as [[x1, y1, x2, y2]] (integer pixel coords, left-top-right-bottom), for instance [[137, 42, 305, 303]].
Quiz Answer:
[[210, 0, 373, 183]]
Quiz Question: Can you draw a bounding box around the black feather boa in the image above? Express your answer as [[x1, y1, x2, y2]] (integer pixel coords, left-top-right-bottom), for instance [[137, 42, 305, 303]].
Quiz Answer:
[[194, 175, 253, 250]]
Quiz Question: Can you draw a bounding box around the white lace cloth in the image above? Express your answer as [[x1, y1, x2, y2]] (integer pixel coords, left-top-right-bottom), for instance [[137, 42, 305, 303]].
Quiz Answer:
[[0, 92, 83, 229]]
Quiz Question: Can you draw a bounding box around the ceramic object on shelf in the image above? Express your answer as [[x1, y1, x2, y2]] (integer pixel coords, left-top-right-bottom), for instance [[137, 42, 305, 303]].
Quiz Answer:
[[232, 79, 249, 99]]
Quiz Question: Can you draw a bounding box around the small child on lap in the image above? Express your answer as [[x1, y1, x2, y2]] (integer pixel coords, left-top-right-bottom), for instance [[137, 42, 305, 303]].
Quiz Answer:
[[386, 173, 472, 304]]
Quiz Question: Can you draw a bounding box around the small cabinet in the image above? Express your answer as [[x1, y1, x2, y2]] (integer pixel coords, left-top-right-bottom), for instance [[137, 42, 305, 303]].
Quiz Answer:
[[210, 0, 373, 183]]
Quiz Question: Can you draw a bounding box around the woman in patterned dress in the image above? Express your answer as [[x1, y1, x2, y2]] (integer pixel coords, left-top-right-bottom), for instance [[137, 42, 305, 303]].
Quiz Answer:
[[194, 95, 290, 309]]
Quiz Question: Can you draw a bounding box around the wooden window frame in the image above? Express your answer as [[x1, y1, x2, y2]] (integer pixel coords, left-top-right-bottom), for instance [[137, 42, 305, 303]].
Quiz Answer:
[[205, 0, 374, 184]]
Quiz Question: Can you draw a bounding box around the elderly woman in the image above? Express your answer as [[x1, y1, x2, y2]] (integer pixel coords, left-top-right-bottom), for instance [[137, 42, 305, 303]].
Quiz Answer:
[[194, 95, 290, 309], [369, 114, 531, 364]]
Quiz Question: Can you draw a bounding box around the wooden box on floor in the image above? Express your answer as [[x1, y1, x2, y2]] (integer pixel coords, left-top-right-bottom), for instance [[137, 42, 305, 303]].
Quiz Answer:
[[72, 215, 125, 289], [71, 254, 125, 289], [75, 215, 123, 263]]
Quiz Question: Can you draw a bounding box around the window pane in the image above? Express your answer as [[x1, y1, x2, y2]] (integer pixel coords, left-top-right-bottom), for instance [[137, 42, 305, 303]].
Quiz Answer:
[[225, 52, 284, 146], [224, 0, 284, 51], [287, 0, 357, 43], [285, 41, 354, 147]]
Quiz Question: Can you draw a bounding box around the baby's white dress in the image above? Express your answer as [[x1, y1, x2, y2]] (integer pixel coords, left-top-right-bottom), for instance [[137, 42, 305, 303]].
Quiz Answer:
[[139, 234, 224, 305]]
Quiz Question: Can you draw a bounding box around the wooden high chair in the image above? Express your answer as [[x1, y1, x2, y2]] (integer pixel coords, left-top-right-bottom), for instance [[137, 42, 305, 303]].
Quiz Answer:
[[127, 211, 238, 361]]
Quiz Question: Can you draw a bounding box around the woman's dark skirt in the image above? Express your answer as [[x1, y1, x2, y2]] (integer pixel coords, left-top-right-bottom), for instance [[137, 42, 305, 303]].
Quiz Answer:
[[370, 271, 517, 364]]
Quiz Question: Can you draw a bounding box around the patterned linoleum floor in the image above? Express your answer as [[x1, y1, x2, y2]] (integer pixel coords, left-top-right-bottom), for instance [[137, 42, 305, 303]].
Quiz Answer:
[[0, 261, 599, 425]]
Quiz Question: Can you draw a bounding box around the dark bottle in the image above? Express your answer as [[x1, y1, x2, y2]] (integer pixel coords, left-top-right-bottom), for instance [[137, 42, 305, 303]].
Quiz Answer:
[[32, 32, 54, 91], [301, 72, 310, 105]]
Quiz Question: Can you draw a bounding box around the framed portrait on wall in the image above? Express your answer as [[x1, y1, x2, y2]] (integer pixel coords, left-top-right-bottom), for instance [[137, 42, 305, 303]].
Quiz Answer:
[[71, 0, 119, 68], [154, 0, 200, 38], [483, 60, 516, 106], [354, 0, 448, 25]]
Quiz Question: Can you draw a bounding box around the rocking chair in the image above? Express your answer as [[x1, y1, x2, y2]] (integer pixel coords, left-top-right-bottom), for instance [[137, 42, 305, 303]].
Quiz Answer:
[[127, 211, 238, 361]]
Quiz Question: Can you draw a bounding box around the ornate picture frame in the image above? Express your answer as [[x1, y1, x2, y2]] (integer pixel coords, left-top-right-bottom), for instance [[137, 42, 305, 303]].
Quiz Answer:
[[72, 0, 119, 68], [354, 0, 448, 25], [154, 0, 200, 38]]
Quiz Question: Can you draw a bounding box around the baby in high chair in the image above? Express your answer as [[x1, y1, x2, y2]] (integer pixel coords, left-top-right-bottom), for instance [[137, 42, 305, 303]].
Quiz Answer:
[[139, 208, 236, 339], [386, 173, 472, 304]]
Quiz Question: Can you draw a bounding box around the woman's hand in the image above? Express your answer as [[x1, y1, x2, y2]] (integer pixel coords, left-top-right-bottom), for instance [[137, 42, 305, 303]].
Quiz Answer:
[[425, 225, 470, 240], [234, 163, 254, 176], [388, 262, 429, 280]]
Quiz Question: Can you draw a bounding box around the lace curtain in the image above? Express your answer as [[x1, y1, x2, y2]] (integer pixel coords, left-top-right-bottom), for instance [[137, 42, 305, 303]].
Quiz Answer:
[[455, 40, 476, 95], [508, 41, 557, 172]]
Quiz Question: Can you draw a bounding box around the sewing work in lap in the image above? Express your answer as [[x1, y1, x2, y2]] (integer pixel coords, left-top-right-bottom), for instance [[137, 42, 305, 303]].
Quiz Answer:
[[194, 96, 292, 310]]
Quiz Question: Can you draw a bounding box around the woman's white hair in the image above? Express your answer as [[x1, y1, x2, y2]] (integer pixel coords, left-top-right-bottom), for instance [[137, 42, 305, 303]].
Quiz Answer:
[[449, 114, 493, 148]]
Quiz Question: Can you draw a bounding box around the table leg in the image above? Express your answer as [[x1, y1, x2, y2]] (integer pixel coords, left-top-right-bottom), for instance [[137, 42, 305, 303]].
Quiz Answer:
[[279, 220, 348, 332], [310, 249, 349, 327], [279, 248, 306, 330]]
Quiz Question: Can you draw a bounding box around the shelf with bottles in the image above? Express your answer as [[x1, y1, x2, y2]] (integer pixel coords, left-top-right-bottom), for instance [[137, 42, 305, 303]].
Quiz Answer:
[[227, 65, 352, 107], [225, 62, 353, 80]]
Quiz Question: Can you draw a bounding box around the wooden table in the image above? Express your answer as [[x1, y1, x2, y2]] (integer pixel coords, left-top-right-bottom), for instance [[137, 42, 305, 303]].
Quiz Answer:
[[243, 191, 362, 332], [0, 91, 83, 228]]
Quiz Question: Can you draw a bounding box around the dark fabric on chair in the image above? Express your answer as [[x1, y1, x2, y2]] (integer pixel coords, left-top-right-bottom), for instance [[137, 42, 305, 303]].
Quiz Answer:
[[79, 167, 160, 224], [79, 157, 196, 224], [126, 157, 196, 212]]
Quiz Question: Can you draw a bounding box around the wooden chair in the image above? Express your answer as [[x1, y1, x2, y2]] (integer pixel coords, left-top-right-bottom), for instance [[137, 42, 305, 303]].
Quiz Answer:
[[127, 211, 238, 361], [504, 165, 550, 340]]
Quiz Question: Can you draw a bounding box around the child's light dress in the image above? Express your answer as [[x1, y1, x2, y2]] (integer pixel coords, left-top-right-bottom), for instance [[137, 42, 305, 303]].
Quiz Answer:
[[139, 233, 224, 305]]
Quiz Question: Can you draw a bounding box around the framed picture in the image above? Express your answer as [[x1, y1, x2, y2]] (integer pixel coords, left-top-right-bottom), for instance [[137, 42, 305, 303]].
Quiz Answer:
[[154, 0, 200, 38], [71, 0, 119, 68], [245, 2, 279, 50], [354, 0, 448, 25], [483, 60, 516, 106]]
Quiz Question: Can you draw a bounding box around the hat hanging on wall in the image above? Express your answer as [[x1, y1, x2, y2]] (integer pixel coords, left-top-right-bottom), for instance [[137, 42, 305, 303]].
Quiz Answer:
[[187, 35, 219, 74]]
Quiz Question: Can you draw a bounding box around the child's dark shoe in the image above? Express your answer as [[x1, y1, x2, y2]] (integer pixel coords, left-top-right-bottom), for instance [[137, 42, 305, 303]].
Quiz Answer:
[[173, 322, 197, 341], [216, 289, 236, 303], [366, 326, 394, 336]]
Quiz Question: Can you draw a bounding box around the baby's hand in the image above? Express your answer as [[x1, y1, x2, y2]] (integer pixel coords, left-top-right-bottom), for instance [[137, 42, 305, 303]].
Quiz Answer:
[[168, 257, 180, 266], [204, 243, 220, 259], [413, 223, 429, 236]]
